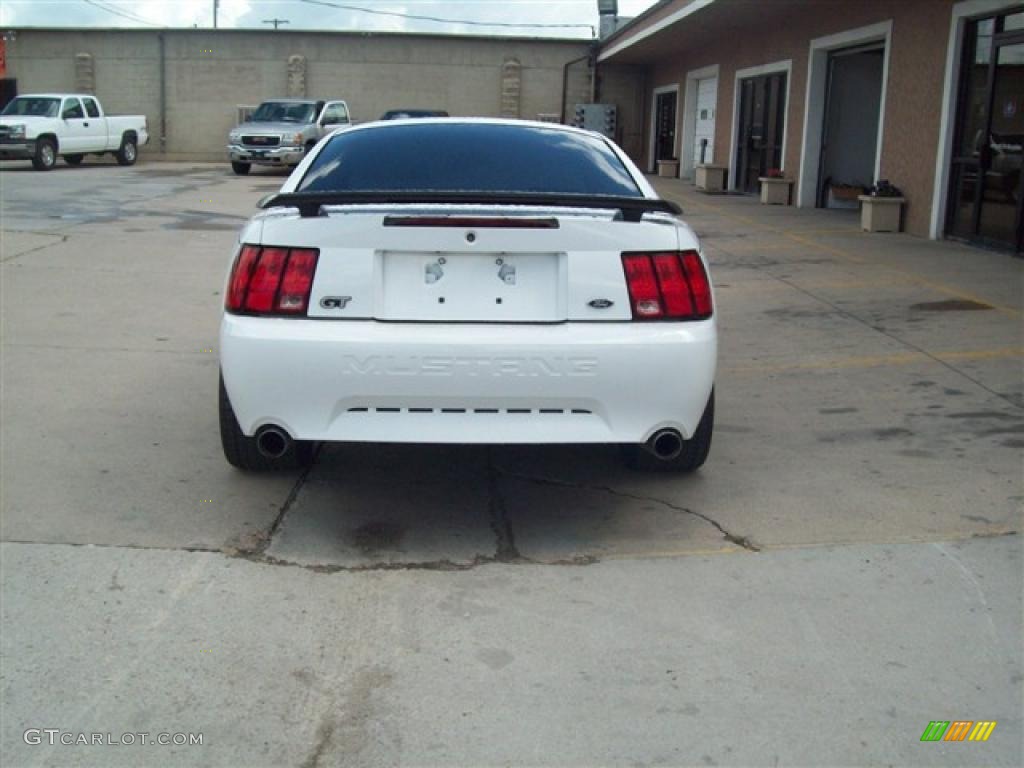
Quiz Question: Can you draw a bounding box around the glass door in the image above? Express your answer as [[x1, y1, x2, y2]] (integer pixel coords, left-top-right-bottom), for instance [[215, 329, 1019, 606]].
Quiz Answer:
[[977, 37, 1024, 251], [735, 72, 787, 193], [654, 90, 677, 167], [947, 11, 1024, 253]]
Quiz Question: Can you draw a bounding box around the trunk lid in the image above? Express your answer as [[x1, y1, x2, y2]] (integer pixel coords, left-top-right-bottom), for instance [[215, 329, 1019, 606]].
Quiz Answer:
[[257, 205, 682, 322]]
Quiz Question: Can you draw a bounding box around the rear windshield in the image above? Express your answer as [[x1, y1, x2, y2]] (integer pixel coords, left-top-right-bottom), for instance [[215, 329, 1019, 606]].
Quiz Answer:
[[297, 123, 642, 197]]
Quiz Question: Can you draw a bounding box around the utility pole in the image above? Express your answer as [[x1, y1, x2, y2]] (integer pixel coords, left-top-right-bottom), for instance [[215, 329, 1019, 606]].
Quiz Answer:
[[262, 18, 290, 30], [213, 0, 219, 29]]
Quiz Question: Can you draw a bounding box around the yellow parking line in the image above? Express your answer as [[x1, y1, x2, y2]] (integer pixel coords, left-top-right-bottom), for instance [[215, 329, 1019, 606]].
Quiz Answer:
[[676, 194, 1021, 317], [722, 346, 1023, 374]]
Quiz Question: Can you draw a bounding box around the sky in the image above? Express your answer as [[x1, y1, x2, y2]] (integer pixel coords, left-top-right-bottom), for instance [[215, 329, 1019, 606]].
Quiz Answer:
[[0, 0, 663, 38]]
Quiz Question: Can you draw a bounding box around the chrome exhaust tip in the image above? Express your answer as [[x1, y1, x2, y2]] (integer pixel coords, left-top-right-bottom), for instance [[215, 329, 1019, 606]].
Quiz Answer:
[[256, 426, 291, 459], [646, 428, 684, 461]]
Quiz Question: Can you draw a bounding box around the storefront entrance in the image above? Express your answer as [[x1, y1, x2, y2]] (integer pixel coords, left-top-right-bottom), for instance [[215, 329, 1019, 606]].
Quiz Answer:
[[735, 72, 787, 193], [947, 10, 1024, 253], [653, 89, 678, 170]]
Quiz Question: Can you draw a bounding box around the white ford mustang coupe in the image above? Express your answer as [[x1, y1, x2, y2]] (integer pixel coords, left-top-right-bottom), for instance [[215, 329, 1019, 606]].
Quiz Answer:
[[219, 119, 716, 472]]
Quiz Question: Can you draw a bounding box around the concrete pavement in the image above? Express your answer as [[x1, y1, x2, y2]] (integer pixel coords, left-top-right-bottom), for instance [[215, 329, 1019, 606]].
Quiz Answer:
[[0, 161, 1021, 766]]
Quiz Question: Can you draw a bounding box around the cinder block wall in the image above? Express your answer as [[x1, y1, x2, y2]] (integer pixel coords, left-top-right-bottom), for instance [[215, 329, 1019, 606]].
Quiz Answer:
[[5, 29, 590, 160]]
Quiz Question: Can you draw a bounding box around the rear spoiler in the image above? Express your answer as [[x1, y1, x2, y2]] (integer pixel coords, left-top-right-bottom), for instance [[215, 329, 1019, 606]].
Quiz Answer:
[[257, 191, 682, 222]]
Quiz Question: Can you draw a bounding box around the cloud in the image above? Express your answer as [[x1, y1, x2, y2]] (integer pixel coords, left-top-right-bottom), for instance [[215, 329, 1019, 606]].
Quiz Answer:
[[219, 0, 254, 27], [0, 0, 661, 35], [131, 0, 213, 27]]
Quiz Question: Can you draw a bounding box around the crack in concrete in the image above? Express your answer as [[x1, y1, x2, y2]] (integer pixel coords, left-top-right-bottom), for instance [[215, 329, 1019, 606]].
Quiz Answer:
[[238, 445, 323, 560], [486, 447, 524, 563], [2, 452, 755, 570], [223, 446, 593, 572], [0, 233, 70, 263], [299, 719, 335, 768], [0, 539, 220, 554], [494, 466, 761, 552]]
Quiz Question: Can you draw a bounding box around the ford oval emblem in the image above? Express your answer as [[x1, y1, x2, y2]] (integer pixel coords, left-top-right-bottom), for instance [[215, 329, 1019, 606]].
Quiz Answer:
[[588, 298, 614, 309]]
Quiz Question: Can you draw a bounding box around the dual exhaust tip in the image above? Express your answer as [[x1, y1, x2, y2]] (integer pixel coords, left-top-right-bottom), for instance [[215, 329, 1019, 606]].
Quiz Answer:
[[257, 423, 684, 462], [645, 428, 684, 462], [256, 425, 292, 459]]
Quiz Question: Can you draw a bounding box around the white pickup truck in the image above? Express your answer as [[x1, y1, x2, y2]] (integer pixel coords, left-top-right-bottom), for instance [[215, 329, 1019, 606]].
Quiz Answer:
[[0, 93, 149, 170]]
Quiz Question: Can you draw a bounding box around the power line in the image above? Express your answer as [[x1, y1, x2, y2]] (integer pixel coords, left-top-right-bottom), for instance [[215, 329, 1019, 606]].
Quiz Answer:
[[81, 0, 159, 26], [296, 0, 596, 36], [263, 18, 291, 30]]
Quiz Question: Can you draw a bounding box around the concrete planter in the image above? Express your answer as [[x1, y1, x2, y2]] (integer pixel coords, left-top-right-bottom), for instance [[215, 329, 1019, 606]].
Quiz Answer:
[[695, 164, 728, 193], [758, 177, 793, 205], [858, 195, 905, 232], [657, 159, 680, 178]]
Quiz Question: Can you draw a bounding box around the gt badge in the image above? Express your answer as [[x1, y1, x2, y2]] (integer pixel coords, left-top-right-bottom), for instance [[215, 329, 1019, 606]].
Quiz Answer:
[[320, 296, 352, 309]]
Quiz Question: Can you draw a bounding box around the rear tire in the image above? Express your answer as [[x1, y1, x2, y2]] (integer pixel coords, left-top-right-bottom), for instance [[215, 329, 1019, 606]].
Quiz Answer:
[[32, 138, 57, 171], [64, 154, 84, 166], [116, 136, 137, 166], [624, 390, 714, 472], [219, 373, 313, 471], [231, 161, 251, 175]]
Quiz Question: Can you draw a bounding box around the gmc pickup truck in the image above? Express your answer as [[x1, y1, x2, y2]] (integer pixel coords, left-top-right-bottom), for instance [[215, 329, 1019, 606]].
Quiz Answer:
[[226, 98, 351, 175], [0, 94, 149, 170]]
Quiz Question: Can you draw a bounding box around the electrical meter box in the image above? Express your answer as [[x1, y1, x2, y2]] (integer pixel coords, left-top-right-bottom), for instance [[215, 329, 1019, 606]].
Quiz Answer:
[[572, 103, 618, 140]]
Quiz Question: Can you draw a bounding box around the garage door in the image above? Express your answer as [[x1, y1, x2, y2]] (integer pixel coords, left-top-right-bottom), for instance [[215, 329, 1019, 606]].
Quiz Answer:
[[694, 77, 717, 168]]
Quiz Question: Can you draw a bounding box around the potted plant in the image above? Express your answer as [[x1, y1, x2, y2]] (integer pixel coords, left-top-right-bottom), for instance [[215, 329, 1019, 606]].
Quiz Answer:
[[758, 168, 793, 205], [858, 180, 905, 232]]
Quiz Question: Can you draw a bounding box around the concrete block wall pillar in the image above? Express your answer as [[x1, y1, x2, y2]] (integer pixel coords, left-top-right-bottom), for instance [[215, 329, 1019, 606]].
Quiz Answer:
[[75, 53, 95, 94], [287, 54, 307, 98], [500, 57, 521, 118]]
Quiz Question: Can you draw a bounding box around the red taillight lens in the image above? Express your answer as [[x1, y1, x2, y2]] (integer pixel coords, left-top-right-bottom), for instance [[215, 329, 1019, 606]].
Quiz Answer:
[[622, 254, 663, 318], [276, 248, 318, 314], [621, 250, 712, 320], [681, 251, 713, 317], [225, 245, 320, 316], [652, 253, 694, 317], [226, 245, 260, 311], [245, 247, 288, 312]]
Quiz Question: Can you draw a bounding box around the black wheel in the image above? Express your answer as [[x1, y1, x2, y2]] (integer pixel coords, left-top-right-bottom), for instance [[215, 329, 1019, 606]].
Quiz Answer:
[[231, 161, 251, 175], [623, 390, 714, 472], [116, 136, 137, 166], [32, 138, 57, 171], [219, 374, 313, 471], [64, 154, 84, 166]]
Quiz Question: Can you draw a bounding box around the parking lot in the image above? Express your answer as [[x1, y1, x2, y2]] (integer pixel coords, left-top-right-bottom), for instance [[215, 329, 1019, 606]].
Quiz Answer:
[[1, 159, 1021, 766]]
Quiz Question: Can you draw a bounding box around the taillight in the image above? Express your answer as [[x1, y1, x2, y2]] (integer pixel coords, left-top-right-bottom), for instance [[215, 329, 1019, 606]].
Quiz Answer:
[[225, 245, 319, 316], [621, 250, 712, 320]]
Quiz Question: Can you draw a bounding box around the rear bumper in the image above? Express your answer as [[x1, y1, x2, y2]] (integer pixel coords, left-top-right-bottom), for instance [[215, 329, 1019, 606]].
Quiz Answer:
[[220, 316, 717, 444], [227, 143, 304, 166]]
